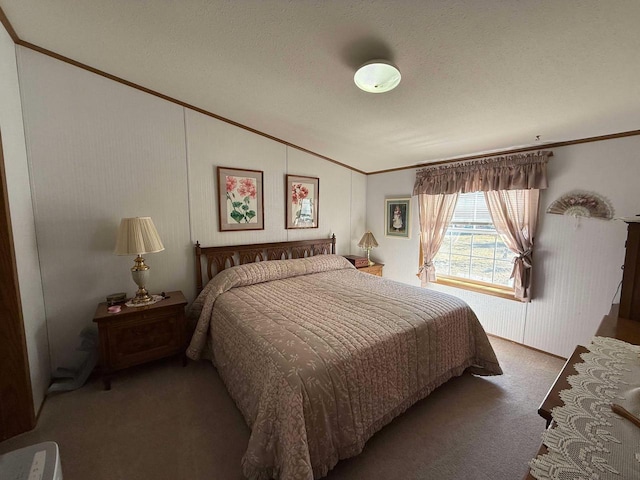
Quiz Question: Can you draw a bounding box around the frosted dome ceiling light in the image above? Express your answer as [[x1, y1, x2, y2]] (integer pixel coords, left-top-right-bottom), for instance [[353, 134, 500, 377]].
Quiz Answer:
[[354, 60, 401, 93]]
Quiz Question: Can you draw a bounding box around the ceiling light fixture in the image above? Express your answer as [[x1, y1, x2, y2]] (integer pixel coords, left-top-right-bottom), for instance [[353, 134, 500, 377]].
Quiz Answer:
[[354, 60, 401, 93]]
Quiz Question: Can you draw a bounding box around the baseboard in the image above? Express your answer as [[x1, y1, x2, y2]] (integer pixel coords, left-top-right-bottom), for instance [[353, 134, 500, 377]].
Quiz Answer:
[[486, 333, 567, 361]]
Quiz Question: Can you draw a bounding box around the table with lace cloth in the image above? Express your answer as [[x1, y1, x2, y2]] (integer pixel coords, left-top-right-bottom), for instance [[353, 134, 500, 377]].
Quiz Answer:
[[529, 336, 640, 480]]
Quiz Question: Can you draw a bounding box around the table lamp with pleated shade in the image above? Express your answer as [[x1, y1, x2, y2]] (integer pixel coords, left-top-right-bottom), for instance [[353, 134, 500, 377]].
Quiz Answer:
[[357, 231, 379, 266], [114, 217, 164, 304]]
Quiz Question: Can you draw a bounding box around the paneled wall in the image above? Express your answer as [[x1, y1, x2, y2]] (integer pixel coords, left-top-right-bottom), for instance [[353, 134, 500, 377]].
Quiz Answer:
[[523, 140, 634, 355], [187, 109, 288, 248], [367, 137, 639, 358], [16, 47, 366, 372], [186, 109, 365, 255], [17, 47, 192, 371], [0, 26, 48, 412]]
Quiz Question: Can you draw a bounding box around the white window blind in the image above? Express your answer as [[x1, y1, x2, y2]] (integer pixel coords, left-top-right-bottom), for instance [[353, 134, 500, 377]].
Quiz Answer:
[[434, 192, 514, 288]]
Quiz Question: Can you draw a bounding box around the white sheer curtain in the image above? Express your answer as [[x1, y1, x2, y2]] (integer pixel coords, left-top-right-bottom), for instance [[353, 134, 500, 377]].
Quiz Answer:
[[417, 193, 458, 287], [484, 189, 539, 301]]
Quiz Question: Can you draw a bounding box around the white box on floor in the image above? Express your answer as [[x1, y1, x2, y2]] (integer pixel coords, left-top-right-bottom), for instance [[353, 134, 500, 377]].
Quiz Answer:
[[0, 441, 62, 480]]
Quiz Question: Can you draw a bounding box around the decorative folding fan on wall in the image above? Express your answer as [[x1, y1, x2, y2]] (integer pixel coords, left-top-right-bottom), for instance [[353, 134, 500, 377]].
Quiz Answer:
[[546, 190, 614, 219]]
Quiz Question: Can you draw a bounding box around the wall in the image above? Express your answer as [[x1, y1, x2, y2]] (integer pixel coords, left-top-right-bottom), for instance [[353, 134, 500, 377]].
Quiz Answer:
[[186, 110, 365, 253], [16, 46, 366, 372], [367, 137, 639, 358], [13, 33, 633, 369], [0, 25, 49, 412]]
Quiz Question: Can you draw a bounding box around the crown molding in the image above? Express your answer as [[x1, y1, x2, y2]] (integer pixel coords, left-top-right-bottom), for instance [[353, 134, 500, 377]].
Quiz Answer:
[[0, 5, 19, 43], [0, 6, 366, 176], [2, 6, 639, 177], [369, 129, 640, 175]]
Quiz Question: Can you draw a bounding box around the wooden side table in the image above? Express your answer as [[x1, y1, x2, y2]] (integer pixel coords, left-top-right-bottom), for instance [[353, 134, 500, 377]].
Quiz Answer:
[[357, 263, 384, 277], [537, 345, 587, 427], [93, 290, 188, 390], [537, 305, 640, 425], [524, 306, 640, 479]]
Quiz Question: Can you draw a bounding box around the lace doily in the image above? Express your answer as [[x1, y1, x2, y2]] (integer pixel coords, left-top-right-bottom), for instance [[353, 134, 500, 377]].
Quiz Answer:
[[529, 337, 640, 479], [124, 294, 164, 308]]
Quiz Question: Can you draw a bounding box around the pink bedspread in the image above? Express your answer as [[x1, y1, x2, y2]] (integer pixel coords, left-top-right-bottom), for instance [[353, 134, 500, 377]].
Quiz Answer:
[[188, 255, 502, 479]]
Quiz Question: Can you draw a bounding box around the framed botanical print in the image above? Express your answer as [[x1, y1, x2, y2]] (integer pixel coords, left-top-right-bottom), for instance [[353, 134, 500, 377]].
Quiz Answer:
[[286, 175, 319, 229], [217, 166, 264, 231], [385, 197, 410, 238]]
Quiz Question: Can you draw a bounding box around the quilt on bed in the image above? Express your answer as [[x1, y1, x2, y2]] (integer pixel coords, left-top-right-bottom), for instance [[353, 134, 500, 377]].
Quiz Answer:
[[187, 255, 502, 480]]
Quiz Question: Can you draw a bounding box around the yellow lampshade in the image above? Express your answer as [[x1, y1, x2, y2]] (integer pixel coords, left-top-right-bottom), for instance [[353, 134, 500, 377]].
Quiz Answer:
[[114, 217, 164, 305], [114, 217, 164, 255]]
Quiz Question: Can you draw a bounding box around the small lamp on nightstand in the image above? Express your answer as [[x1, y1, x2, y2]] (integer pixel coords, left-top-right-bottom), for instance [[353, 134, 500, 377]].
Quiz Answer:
[[114, 217, 165, 304], [358, 231, 378, 266]]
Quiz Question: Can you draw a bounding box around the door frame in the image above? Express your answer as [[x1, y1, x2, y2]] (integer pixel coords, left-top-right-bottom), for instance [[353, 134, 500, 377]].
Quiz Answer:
[[0, 128, 35, 440]]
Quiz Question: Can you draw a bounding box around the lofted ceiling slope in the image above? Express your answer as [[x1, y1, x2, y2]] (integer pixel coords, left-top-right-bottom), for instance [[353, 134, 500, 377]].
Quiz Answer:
[[1, 0, 639, 173]]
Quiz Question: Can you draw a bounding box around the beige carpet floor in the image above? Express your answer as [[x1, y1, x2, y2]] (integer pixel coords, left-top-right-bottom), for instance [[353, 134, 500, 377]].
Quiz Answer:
[[0, 336, 564, 480]]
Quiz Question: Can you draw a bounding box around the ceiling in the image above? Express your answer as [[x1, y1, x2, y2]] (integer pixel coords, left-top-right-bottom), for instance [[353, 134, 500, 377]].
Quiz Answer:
[[2, 0, 639, 173]]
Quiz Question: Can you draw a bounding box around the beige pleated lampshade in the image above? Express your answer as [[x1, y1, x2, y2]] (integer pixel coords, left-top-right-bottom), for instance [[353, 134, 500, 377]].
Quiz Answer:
[[114, 217, 165, 255], [358, 231, 378, 249]]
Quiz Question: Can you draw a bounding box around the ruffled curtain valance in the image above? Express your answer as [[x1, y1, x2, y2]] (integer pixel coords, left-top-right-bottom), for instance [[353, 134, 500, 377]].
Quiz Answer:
[[413, 151, 551, 195]]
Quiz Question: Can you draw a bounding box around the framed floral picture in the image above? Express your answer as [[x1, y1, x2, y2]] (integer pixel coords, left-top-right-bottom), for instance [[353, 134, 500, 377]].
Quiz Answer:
[[286, 175, 319, 229], [217, 166, 264, 231], [385, 197, 411, 238]]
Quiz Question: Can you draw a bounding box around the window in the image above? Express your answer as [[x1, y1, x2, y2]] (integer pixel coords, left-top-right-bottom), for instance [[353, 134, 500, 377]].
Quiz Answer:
[[433, 192, 514, 289], [415, 152, 548, 301]]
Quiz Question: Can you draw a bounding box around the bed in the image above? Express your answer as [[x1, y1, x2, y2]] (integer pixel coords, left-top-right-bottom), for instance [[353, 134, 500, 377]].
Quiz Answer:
[[187, 236, 502, 480]]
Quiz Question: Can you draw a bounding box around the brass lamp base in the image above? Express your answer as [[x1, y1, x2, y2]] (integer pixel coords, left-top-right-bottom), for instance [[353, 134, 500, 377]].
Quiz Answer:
[[366, 248, 374, 267], [131, 255, 152, 304], [132, 290, 152, 304]]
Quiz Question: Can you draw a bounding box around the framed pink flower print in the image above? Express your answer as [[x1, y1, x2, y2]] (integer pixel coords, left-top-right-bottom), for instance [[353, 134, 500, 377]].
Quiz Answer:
[[286, 175, 319, 229], [217, 167, 264, 231]]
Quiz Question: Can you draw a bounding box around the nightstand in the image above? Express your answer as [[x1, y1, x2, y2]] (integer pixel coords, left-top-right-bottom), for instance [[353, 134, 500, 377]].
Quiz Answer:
[[93, 290, 188, 390], [357, 263, 384, 277]]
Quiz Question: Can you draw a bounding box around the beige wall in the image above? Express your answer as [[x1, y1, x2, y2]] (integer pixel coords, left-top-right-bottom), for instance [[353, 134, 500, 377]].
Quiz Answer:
[[186, 109, 366, 255], [366, 138, 639, 358], [0, 25, 49, 412], [16, 46, 366, 372]]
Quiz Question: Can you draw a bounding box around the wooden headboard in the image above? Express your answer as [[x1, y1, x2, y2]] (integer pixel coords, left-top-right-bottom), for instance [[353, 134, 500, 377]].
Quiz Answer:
[[194, 235, 336, 293]]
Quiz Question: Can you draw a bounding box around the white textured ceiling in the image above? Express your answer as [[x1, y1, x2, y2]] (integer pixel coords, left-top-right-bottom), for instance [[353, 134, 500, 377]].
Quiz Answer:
[[2, 0, 640, 173]]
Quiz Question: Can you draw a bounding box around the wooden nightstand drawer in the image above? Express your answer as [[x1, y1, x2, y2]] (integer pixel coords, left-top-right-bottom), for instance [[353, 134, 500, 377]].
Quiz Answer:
[[141, 304, 182, 319], [357, 263, 384, 276], [108, 314, 183, 369], [93, 290, 188, 389]]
